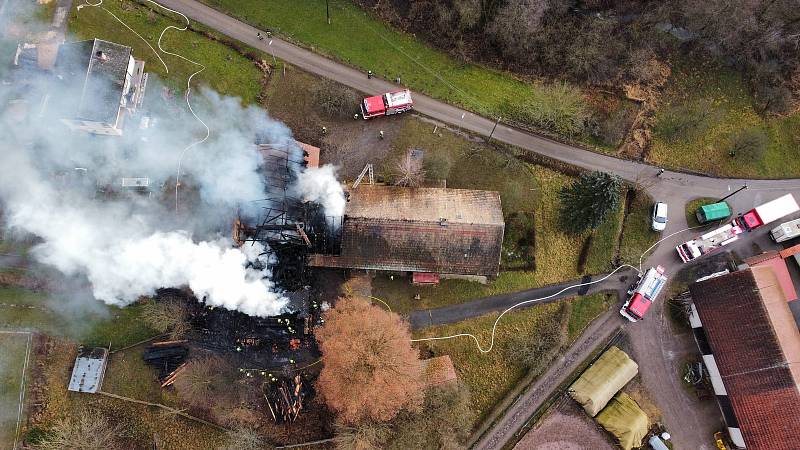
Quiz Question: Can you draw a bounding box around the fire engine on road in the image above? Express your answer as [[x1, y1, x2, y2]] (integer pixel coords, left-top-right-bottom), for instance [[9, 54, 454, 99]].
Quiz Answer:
[[360, 89, 413, 119], [620, 266, 667, 322]]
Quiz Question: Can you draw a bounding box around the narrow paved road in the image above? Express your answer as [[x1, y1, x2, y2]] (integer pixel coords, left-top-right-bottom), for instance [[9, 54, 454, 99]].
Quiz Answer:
[[409, 270, 633, 329], [475, 308, 624, 450], [135, 1, 800, 449]]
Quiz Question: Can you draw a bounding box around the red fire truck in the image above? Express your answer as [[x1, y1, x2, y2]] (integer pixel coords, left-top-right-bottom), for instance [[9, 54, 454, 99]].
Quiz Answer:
[[620, 266, 667, 322], [360, 89, 413, 119], [676, 193, 799, 263]]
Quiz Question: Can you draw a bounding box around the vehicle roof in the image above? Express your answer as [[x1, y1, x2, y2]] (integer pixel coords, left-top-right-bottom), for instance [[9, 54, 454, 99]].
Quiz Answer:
[[363, 95, 385, 113], [755, 194, 799, 224], [627, 293, 651, 317], [699, 202, 730, 220], [385, 89, 412, 107], [655, 202, 668, 217]]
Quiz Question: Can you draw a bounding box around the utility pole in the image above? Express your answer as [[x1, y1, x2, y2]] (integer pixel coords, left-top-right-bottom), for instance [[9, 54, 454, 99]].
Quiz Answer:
[[488, 117, 501, 141], [718, 184, 748, 202], [326, 0, 331, 24], [268, 40, 276, 66]]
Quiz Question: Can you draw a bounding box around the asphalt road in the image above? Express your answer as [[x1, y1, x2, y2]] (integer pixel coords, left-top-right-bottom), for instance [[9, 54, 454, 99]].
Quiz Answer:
[[109, 1, 800, 449], [408, 270, 634, 329]]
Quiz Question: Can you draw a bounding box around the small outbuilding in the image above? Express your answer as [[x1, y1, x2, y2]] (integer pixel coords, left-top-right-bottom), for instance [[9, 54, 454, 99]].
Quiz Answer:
[[68, 347, 109, 394], [568, 346, 638, 417]]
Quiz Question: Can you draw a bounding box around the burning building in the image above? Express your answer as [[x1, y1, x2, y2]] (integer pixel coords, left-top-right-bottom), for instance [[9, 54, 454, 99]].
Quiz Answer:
[[309, 185, 504, 280]]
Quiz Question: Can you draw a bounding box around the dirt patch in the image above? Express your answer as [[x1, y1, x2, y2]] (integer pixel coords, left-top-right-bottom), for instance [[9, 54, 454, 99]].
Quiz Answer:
[[514, 399, 615, 450]]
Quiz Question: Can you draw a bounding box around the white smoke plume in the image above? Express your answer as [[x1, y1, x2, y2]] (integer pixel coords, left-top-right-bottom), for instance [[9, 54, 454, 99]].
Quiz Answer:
[[0, 46, 344, 317], [293, 165, 347, 218]]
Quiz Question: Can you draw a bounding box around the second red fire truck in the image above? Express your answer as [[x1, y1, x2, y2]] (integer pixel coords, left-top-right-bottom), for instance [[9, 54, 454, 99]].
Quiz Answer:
[[620, 266, 668, 322]]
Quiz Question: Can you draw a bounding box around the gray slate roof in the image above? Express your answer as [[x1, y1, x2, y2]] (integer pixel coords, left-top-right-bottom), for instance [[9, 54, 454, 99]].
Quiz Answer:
[[54, 39, 131, 124]]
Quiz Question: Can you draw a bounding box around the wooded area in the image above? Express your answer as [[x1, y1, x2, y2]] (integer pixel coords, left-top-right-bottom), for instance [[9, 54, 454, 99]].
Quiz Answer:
[[355, 0, 799, 113]]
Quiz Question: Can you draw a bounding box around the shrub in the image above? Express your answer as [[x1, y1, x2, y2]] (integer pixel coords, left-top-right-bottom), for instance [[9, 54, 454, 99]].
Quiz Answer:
[[312, 80, 358, 119], [501, 83, 590, 136], [140, 296, 190, 339], [33, 410, 122, 450]]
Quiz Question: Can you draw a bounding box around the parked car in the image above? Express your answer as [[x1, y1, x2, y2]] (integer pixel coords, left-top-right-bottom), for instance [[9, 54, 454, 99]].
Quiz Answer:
[[651, 202, 668, 231]]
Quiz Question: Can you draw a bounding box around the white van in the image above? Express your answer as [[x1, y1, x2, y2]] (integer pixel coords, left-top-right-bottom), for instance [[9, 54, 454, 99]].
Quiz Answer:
[[769, 217, 800, 243]]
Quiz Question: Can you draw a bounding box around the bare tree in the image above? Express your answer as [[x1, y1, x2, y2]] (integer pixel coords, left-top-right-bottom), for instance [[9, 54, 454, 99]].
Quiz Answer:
[[140, 296, 190, 339], [33, 410, 122, 450], [316, 297, 424, 424], [172, 356, 230, 410], [218, 428, 274, 450], [393, 152, 425, 187], [334, 423, 392, 450]]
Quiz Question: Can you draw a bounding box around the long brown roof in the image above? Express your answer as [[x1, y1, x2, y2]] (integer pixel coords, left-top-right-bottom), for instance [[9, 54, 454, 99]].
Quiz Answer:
[[690, 266, 800, 449], [344, 185, 504, 225], [310, 185, 504, 277]]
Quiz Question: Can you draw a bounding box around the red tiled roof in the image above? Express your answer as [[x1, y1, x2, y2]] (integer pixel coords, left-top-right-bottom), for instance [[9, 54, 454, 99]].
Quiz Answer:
[[745, 252, 798, 302], [421, 355, 457, 387], [690, 267, 800, 450]]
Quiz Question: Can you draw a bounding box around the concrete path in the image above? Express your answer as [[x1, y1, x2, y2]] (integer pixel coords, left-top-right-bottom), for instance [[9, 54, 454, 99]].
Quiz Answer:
[[409, 269, 634, 329]]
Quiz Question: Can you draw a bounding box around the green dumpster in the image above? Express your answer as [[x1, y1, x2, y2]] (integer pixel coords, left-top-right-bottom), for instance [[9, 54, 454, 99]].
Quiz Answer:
[[696, 202, 731, 223]]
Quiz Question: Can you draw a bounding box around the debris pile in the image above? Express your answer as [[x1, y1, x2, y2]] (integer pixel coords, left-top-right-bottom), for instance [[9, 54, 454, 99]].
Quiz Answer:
[[143, 341, 189, 387], [265, 374, 307, 423]]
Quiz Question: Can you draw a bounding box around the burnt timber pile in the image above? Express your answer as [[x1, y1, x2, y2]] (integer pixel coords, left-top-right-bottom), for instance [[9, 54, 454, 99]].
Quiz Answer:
[[143, 341, 189, 387]]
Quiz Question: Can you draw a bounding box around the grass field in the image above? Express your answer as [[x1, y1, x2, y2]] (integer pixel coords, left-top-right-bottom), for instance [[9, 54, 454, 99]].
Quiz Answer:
[[24, 340, 227, 449], [0, 333, 30, 450], [195, 0, 614, 143], [0, 286, 158, 349], [67, 0, 265, 103], [567, 293, 613, 341], [414, 301, 566, 422], [650, 60, 800, 178]]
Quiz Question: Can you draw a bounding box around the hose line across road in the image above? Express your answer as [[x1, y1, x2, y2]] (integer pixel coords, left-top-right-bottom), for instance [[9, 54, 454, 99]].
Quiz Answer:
[[132, 1, 800, 449]]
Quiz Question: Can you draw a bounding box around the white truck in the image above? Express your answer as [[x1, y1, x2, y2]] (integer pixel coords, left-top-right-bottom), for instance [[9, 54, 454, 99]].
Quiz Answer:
[[677, 194, 799, 263], [770, 217, 800, 243]]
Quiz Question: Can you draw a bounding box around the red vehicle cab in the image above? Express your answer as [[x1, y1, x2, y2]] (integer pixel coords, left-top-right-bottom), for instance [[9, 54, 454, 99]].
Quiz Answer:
[[360, 89, 413, 119], [620, 266, 667, 322]]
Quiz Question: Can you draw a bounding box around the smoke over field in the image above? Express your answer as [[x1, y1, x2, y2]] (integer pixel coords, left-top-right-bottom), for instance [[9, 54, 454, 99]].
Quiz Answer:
[[0, 55, 344, 317]]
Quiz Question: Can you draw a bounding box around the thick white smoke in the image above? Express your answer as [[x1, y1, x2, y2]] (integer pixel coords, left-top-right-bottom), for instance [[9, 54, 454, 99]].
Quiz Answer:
[[293, 165, 347, 218], [0, 49, 344, 317]]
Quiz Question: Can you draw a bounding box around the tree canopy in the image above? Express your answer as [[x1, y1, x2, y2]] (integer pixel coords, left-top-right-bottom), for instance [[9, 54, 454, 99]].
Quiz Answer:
[[559, 171, 622, 234], [316, 297, 424, 425]]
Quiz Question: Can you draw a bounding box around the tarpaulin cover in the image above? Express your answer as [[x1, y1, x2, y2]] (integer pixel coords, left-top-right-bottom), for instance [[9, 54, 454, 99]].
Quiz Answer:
[[568, 346, 638, 416], [596, 392, 649, 450]]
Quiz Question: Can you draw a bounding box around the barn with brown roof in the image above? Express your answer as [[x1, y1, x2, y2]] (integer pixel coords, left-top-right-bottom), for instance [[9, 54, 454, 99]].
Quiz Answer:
[[688, 266, 800, 449], [309, 185, 504, 278]]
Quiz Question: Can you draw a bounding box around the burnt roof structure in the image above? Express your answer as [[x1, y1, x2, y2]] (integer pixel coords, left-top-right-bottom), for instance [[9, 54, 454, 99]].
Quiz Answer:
[[690, 267, 800, 449], [309, 185, 504, 277], [54, 39, 133, 124]]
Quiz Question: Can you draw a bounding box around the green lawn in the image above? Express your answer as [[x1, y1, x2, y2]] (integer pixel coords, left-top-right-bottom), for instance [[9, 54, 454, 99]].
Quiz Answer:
[[196, 0, 607, 142], [618, 191, 661, 267], [685, 197, 723, 228], [413, 302, 567, 423], [0, 333, 29, 449], [67, 0, 265, 103], [0, 286, 157, 349], [567, 292, 613, 341], [650, 60, 800, 178]]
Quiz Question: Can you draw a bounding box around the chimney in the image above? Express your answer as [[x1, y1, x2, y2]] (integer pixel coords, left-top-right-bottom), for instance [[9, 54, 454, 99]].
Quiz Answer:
[[95, 51, 109, 62]]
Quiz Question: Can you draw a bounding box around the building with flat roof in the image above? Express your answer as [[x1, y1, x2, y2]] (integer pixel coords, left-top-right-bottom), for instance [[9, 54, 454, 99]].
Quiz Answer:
[[688, 266, 800, 449], [309, 185, 504, 278], [67, 347, 109, 394]]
